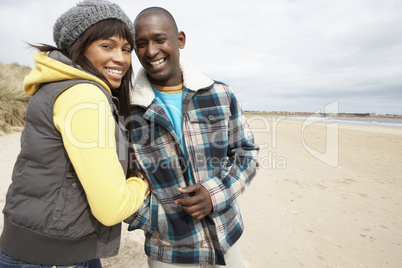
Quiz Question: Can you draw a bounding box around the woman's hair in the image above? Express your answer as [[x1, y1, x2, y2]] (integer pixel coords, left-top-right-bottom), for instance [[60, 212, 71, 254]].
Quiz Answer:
[[31, 19, 134, 117]]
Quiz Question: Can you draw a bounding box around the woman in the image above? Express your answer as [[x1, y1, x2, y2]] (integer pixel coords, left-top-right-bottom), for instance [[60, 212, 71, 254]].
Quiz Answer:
[[0, 0, 147, 267]]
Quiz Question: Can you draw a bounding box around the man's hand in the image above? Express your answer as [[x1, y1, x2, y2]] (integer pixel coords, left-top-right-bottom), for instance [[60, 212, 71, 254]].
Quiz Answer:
[[175, 184, 213, 220]]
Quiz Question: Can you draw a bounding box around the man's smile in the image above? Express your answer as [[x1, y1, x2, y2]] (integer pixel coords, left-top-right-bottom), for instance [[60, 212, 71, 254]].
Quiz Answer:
[[149, 58, 166, 68]]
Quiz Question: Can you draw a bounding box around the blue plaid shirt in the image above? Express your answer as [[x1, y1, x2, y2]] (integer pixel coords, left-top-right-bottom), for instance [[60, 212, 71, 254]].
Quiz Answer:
[[127, 59, 259, 265]]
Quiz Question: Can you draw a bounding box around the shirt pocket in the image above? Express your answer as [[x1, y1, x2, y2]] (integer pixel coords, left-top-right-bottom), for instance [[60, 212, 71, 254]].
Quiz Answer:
[[131, 124, 169, 146], [187, 106, 231, 147], [155, 201, 207, 247]]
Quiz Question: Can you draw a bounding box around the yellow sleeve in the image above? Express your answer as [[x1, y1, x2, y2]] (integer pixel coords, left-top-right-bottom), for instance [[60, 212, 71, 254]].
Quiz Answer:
[[54, 83, 146, 226]]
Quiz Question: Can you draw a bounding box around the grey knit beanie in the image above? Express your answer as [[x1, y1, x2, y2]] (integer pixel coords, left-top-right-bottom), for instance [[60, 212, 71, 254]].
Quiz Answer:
[[53, 0, 134, 50]]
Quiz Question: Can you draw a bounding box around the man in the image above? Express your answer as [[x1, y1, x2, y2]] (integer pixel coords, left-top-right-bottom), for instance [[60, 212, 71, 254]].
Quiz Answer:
[[127, 7, 259, 267]]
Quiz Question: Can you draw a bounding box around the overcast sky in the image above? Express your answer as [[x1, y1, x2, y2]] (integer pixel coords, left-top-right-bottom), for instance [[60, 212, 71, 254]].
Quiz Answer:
[[1, 0, 401, 114]]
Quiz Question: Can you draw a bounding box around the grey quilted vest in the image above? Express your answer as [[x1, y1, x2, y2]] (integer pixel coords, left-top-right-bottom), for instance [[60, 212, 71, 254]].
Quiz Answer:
[[0, 79, 129, 265]]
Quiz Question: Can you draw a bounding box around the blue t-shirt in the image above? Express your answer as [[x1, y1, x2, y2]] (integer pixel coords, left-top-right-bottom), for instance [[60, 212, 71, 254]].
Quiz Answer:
[[152, 86, 194, 184]]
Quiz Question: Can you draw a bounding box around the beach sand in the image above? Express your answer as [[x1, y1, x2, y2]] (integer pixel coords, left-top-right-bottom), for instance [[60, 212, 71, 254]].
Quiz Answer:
[[1, 115, 401, 267]]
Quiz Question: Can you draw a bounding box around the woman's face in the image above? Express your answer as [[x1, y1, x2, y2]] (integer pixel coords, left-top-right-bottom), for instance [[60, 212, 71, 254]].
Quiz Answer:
[[84, 36, 132, 89]]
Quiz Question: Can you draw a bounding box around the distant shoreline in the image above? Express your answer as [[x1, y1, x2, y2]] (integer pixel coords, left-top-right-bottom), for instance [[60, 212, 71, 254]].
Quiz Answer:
[[244, 111, 402, 119]]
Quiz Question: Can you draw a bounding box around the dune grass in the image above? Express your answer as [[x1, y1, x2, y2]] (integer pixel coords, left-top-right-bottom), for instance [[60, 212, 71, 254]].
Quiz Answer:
[[0, 62, 31, 134]]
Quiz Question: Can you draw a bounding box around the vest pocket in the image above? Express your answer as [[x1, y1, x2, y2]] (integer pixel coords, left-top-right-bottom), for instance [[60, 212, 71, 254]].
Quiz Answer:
[[49, 172, 97, 237]]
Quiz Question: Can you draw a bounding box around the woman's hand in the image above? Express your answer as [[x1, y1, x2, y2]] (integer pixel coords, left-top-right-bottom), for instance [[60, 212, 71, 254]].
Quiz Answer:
[[136, 171, 151, 199]]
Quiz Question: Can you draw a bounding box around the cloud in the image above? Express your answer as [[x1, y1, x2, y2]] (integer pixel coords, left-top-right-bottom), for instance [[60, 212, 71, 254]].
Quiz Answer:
[[1, 0, 401, 114]]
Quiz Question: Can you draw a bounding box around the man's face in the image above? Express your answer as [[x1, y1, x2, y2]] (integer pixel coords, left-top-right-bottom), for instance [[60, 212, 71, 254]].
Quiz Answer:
[[134, 14, 185, 86]]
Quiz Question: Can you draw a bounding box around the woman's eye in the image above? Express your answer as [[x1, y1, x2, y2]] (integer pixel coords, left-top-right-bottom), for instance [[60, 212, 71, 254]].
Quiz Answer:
[[102, 44, 112, 49]]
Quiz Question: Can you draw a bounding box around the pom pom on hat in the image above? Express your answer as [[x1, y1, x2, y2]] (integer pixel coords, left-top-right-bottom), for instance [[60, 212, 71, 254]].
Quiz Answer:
[[53, 0, 134, 50]]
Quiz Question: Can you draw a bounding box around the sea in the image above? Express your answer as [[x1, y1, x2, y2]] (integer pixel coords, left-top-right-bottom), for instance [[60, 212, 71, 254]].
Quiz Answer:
[[288, 116, 402, 129]]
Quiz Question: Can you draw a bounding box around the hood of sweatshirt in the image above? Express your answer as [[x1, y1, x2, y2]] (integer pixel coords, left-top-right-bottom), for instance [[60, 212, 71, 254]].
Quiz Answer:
[[24, 51, 110, 96]]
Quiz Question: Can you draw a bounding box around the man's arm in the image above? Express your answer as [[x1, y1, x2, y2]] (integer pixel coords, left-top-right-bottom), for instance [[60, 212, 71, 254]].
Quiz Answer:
[[176, 85, 259, 218]]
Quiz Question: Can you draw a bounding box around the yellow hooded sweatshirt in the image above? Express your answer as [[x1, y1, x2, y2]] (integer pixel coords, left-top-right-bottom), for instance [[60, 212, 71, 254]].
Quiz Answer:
[[24, 52, 146, 226]]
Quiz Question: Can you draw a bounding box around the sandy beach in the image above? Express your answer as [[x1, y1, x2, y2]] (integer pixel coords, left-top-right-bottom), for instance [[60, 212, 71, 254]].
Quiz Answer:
[[1, 115, 401, 267]]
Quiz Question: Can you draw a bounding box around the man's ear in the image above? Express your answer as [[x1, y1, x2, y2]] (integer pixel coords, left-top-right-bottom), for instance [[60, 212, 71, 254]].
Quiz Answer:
[[178, 31, 186, 49]]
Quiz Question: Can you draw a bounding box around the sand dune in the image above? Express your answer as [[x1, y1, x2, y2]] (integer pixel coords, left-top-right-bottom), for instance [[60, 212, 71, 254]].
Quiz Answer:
[[1, 116, 401, 267]]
